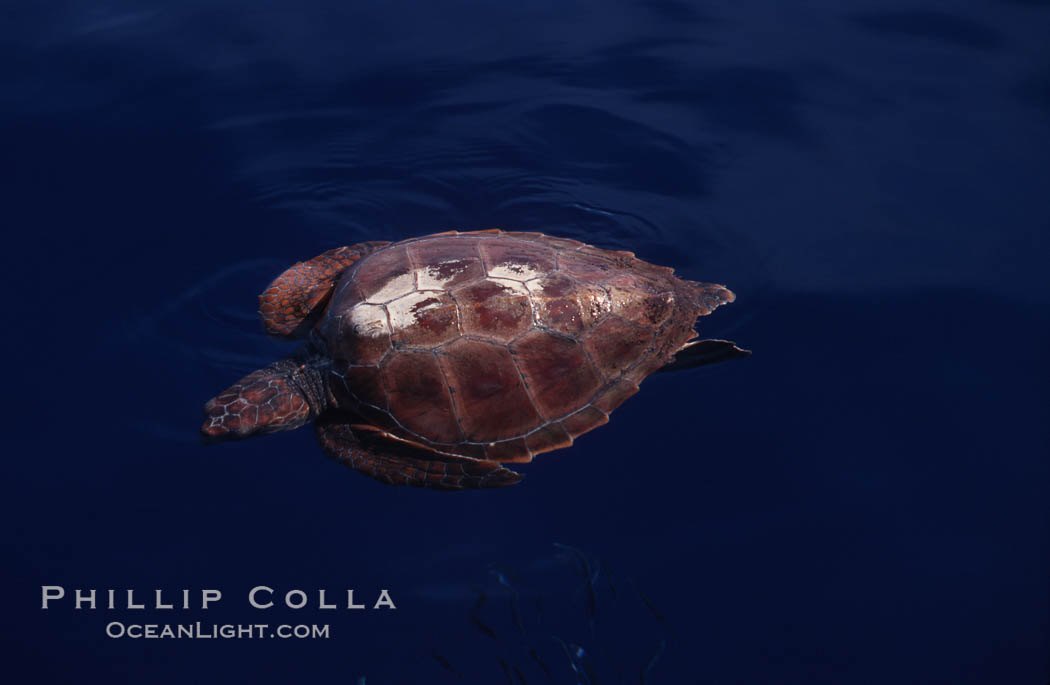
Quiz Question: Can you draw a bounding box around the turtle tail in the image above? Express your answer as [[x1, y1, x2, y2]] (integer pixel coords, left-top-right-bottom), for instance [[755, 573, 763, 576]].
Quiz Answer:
[[681, 280, 736, 316]]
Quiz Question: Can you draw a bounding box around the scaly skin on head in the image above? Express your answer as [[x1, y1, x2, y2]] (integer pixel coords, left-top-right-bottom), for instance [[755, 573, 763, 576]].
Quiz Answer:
[[200, 350, 330, 443]]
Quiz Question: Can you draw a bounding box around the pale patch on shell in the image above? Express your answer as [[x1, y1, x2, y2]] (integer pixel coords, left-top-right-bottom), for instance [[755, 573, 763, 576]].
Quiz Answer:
[[418, 259, 472, 290], [366, 271, 416, 304], [386, 290, 448, 330], [488, 260, 546, 282], [346, 303, 390, 338]]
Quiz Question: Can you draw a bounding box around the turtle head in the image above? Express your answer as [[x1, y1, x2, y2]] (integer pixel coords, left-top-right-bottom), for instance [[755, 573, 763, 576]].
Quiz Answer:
[[201, 357, 326, 443]]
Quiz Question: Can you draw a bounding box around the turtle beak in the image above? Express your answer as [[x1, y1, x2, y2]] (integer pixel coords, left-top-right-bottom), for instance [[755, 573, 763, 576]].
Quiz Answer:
[[200, 397, 247, 444], [200, 425, 226, 444]]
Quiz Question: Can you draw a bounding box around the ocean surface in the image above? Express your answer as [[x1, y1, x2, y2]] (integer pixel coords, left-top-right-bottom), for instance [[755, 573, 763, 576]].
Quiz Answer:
[[4, 1, 1049, 682]]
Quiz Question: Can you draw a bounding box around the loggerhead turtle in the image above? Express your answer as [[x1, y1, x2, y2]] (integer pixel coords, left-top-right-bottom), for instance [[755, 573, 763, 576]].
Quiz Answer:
[[201, 230, 748, 489]]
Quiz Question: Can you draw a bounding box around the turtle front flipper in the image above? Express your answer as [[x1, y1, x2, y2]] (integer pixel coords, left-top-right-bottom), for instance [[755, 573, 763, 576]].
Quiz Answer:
[[315, 418, 523, 490], [259, 241, 390, 339]]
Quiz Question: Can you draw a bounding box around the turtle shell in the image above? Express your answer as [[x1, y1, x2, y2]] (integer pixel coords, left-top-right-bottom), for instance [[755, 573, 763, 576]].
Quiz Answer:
[[317, 230, 733, 463]]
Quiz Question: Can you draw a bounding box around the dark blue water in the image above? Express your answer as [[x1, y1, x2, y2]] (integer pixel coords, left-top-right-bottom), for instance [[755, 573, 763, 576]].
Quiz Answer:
[[4, 1, 1049, 683]]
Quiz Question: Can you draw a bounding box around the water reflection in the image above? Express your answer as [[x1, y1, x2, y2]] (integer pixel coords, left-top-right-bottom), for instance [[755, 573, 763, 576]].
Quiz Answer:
[[421, 544, 672, 684]]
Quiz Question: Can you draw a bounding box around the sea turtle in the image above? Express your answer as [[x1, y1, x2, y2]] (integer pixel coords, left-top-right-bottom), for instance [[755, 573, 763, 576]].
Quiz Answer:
[[201, 230, 748, 490]]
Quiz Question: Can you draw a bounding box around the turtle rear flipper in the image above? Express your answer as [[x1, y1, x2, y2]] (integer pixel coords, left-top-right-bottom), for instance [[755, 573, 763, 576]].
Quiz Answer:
[[659, 339, 751, 373], [315, 418, 523, 491], [259, 241, 390, 338]]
